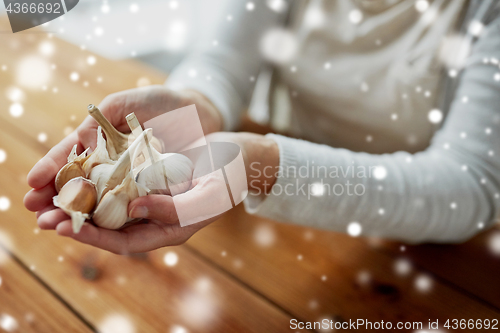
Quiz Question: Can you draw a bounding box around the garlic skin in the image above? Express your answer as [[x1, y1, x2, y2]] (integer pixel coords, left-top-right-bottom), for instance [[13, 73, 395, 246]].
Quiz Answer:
[[53, 177, 97, 233], [55, 145, 89, 192], [88, 104, 129, 160], [82, 127, 114, 176], [94, 128, 153, 201], [89, 163, 114, 203], [88, 104, 163, 161], [137, 153, 194, 196], [93, 172, 139, 230]]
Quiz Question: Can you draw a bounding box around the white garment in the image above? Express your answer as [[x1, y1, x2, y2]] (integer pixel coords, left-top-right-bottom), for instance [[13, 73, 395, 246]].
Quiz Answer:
[[282, 0, 465, 153], [166, 0, 500, 243]]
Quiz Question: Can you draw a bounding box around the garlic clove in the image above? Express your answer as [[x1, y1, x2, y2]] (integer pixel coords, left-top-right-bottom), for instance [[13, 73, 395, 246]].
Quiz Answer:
[[82, 126, 114, 176], [55, 160, 86, 192], [55, 144, 90, 192], [99, 128, 152, 200], [53, 177, 97, 233], [93, 172, 139, 230], [89, 163, 114, 203], [137, 153, 194, 196]]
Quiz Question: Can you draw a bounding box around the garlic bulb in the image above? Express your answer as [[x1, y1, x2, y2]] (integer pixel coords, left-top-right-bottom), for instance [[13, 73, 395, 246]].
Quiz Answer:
[[90, 128, 153, 201], [137, 151, 194, 196], [93, 171, 139, 230], [55, 145, 89, 192], [81, 126, 114, 176], [53, 177, 97, 233], [52, 103, 193, 233]]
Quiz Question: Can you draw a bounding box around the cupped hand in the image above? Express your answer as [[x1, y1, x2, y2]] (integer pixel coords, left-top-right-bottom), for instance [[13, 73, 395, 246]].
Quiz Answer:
[[24, 86, 223, 253]]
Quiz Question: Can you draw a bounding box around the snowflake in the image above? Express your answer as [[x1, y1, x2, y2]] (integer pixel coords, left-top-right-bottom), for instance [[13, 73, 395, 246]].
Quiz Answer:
[[394, 258, 412, 276], [347, 222, 362, 237], [9, 103, 23, 118], [373, 166, 387, 180], [70, 72, 79, 82], [164, 251, 178, 266], [415, 274, 433, 293], [415, 0, 429, 12], [129, 3, 139, 13], [0, 150, 6, 164], [428, 109, 443, 124], [37, 133, 47, 143], [0, 197, 10, 211], [348, 9, 363, 24]]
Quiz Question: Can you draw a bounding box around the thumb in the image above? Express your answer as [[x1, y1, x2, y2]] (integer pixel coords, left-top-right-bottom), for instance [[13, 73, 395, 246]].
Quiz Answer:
[[128, 195, 179, 224]]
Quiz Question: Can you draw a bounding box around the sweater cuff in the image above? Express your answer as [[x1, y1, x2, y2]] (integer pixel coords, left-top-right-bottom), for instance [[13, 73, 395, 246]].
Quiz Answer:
[[243, 134, 299, 220]]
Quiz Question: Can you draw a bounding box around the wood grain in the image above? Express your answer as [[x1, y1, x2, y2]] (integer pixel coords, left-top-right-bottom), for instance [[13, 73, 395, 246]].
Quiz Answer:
[[381, 230, 500, 310], [0, 248, 93, 333], [186, 206, 500, 331]]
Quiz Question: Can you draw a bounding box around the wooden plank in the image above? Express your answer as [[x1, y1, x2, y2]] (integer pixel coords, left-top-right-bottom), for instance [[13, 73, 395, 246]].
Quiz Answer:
[[186, 206, 500, 330], [381, 229, 500, 310], [0, 247, 92, 333], [0, 122, 307, 332]]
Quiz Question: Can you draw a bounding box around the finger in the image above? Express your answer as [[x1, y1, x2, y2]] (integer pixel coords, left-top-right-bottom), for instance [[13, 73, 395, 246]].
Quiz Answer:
[[36, 204, 57, 219], [77, 118, 99, 151], [24, 184, 57, 212], [128, 195, 179, 224], [27, 131, 82, 189], [171, 172, 233, 226], [38, 208, 69, 230], [56, 221, 178, 254]]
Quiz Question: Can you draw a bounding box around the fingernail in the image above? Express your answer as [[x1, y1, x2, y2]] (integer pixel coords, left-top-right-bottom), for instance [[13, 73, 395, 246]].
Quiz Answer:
[[130, 206, 148, 219]]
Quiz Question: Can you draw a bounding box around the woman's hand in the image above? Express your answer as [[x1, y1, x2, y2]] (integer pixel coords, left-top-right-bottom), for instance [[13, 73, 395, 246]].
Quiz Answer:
[[23, 86, 223, 250]]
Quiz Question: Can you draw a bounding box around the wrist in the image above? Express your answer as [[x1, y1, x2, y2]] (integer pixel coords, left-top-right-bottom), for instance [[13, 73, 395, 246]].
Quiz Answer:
[[236, 133, 279, 194]]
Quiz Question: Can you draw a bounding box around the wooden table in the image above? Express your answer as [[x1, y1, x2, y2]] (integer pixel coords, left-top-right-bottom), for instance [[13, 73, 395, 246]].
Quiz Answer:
[[0, 19, 499, 333]]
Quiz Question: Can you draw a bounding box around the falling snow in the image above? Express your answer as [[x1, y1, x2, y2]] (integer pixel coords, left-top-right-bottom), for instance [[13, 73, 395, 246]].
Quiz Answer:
[[347, 222, 362, 237], [37, 133, 48, 143], [0, 314, 18, 332], [129, 3, 139, 13], [254, 224, 276, 247], [99, 314, 135, 333], [310, 182, 325, 197], [415, 0, 429, 12], [9, 103, 23, 118], [373, 166, 387, 180], [348, 9, 363, 24], [164, 251, 179, 266], [415, 274, 433, 293], [489, 233, 500, 256], [70, 72, 80, 82], [260, 29, 298, 64], [87, 56, 96, 66], [394, 258, 412, 276]]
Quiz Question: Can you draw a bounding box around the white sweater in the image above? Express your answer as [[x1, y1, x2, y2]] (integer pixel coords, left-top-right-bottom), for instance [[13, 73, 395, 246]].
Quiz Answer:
[[166, 0, 500, 243]]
